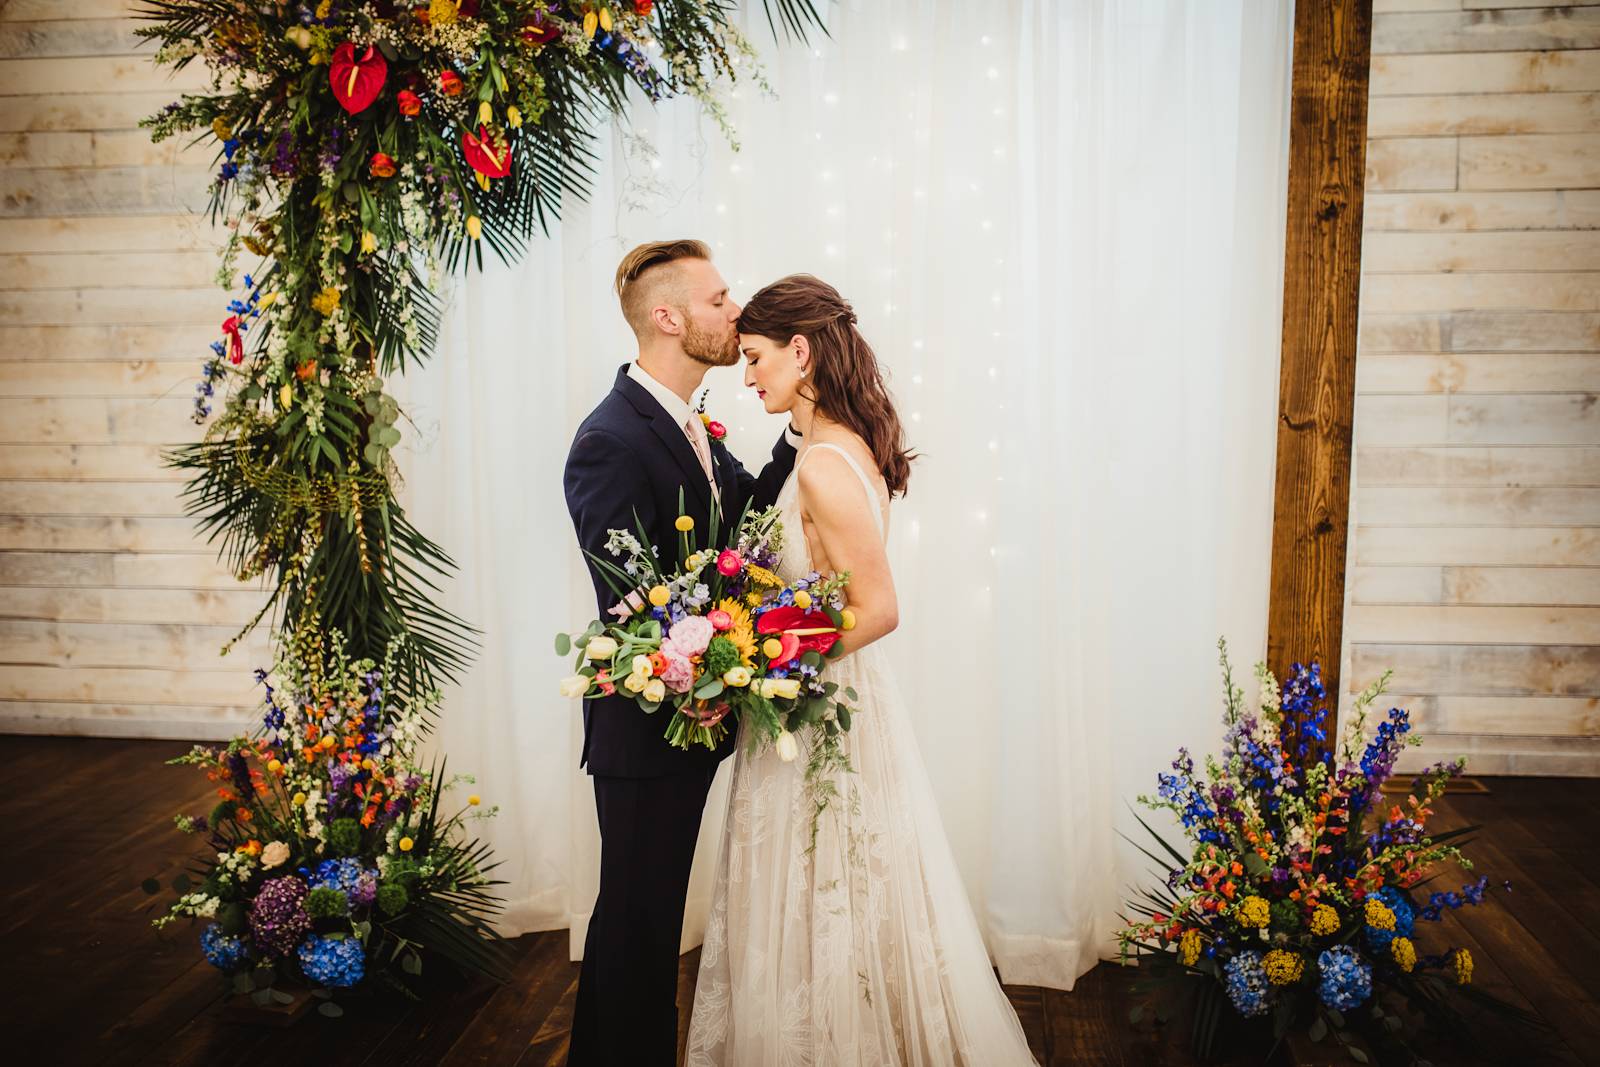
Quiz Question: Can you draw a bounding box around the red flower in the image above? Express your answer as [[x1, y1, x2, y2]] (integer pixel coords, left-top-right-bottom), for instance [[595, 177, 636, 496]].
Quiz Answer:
[[369, 151, 396, 178], [706, 420, 727, 441], [635, 0, 655, 15], [522, 14, 560, 44], [461, 124, 511, 179], [328, 42, 387, 115], [396, 89, 421, 117], [716, 549, 742, 577], [438, 69, 464, 96], [756, 606, 841, 662]]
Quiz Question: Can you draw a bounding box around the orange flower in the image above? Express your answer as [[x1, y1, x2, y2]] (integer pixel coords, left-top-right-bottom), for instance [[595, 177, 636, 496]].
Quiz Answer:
[[397, 89, 421, 116], [235, 806, 253, 822], [369, 151, 397, 179], [296, 360, 316, 380], [1230, 862, 1243, 876], [1221, 881, 1236, 899], [438, 69, 463, 96]]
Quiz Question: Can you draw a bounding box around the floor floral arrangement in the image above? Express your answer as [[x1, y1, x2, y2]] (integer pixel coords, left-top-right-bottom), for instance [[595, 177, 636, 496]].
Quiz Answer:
[[1117, 641, 1546, 1064]]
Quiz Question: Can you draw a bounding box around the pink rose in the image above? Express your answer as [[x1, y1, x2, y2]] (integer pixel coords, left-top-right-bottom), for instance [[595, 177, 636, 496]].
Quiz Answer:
[[666, 615, 714, 657], [656, 640, 696, 693], [716, 549, 742, 577]]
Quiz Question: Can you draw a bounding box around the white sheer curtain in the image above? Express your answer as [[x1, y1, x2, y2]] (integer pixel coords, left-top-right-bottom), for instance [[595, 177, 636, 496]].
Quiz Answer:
[[403, 0, 1292, 991]]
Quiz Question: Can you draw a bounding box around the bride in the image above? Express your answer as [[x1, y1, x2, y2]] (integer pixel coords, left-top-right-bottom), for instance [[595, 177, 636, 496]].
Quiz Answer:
[[686, 275, 1038, 1066]]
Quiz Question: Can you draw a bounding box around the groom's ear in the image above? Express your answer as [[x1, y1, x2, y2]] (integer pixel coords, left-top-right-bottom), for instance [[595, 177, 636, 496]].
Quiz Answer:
[[650, 303, 685, 337]]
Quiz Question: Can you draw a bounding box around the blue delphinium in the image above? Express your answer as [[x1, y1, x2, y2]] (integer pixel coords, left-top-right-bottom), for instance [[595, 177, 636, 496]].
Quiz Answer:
[[1364, 886, 1415, 951], [200, 922, 251, 972], [1317, 946, 1372, 1011], [1223, 951, 1271, 1017], [297, 934, 366, 988]]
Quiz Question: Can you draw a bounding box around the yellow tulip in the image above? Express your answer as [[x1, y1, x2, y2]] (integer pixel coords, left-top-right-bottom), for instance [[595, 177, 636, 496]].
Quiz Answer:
[[648, 585, 671, 607], [466, 215, 482, 240], [599, 7, 613, 32], [675, 515, 695, 532], [793, 590, 812, 610], [279, 383, 293, 411], [477, 100, 493, 126], [583, 10, 597, 35], [506, 105, 522, 129], [475, 171, 489, 192], [360, 230, 378, 255]]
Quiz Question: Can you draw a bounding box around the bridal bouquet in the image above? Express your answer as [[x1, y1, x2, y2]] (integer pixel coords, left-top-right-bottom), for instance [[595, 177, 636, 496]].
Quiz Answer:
[[1116, 641, 1542, 1062], [147, 627, 507, 1006], [557, 496, 860, 762]]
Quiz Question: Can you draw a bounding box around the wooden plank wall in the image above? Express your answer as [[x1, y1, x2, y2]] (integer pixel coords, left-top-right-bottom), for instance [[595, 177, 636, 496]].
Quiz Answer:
[[0, 0, 266, 739], [1347, 0, 1600, 775]]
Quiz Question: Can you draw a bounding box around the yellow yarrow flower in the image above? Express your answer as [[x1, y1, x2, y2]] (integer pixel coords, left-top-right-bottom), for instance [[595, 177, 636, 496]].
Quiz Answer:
[[1309, 904, 1340, 936], [1364, 897, 1397, 931], [1178, 928, 1201, 967], [744, 564, 783, 588], [311, 287, 341, 316], [1235, 895, 1270, 929], [1263, 949, 1304, 985], [1390, 936, 1416, 973], [1452, 947, 1473, 985], [746, 592, 763, 607], [430, 0, 460, 26]]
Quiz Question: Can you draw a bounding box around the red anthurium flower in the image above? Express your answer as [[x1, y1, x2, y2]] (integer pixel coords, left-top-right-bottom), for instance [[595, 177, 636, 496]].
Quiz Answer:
[[460, 125, 511, 179], [329, 42, 388, 115], [369, 151, 396, 178], [756, 606, 841, 661], [522, 14, 560, 44], [438, 69, 464, 96], [396, 89, 421, 116]]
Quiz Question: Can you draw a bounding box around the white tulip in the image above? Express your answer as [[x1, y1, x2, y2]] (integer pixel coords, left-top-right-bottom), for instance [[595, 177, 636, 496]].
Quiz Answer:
[[585, 635, 618, 661], [558, 674, 591, 699], [643, 678, 667, 703], [775, 730, 800, 763]]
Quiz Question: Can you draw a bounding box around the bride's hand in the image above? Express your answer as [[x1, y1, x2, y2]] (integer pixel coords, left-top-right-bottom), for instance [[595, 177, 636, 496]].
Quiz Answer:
[[797, 449, 896, 655]]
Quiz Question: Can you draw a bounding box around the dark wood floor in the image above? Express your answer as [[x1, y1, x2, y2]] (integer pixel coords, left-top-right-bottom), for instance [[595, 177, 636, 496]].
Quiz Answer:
[[3, 736, 1596, 1066]]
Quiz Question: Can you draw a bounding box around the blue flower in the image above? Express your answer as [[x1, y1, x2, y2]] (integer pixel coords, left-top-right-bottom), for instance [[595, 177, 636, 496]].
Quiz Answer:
[[296, 934, 365, 988], [310, 857, 378, 907], [1317, 946, 1372, 1011], [1223, 951, 1270, 1017], [1364, 886, 1415, 950], [200, 922, 251, 972]]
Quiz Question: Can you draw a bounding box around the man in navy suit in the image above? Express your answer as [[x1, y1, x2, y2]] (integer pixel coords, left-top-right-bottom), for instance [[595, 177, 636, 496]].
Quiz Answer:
[[563, 240, 799, 1065]]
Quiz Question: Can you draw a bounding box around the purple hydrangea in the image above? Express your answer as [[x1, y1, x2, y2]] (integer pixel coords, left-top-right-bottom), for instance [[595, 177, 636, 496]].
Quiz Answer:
[[248, 875, 311, 957]]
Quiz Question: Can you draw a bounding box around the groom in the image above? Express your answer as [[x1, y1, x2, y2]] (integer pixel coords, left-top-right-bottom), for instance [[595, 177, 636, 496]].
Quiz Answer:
[[562, 239, 800, 1064]]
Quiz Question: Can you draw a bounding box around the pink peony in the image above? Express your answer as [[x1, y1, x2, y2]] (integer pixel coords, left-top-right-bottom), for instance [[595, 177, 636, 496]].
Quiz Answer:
[[656, 640, 696, 693], [667, 615, 714, 657], [716, 549, 742, 577]]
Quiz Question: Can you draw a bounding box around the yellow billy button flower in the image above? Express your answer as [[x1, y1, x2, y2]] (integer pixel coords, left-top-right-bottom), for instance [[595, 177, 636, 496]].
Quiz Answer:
[[840, 609, 857, 631], [399, 836, 414, 852], [792, 589, 812, 610], [468, 794, 481, 806], [266, 758, 282, 773], [648, 585, 671, 608], [466, 215, 483, 240], [762, 638, 784, 660], [506, 105, 523, 129], [478, 100, 493, 126], [675, 515, 695, 532], [291, 791, 307, 807]]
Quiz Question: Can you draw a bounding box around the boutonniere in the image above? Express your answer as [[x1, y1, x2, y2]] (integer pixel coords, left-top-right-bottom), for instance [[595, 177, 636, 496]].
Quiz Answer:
[[694, 389, 727, 441]]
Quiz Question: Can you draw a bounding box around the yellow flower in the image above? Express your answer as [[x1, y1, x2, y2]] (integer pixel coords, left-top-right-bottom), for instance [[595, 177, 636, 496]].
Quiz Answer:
[[1309, 904, 1340, 936], [716, 597, 757, 663], [399, 836, 414, 852], [311, 287, 341, 316], [1364, 898, 1396, 931], [279, 383, 293, 411], [211, 116, 232, 141], [760, 677, 801, 701], [475, 171, 490, 192], [507, 105, 522, 128], [430, 0, 459, 25], [599, 6, 613, 32], [477, 100, 493, 126], [648, 585, 670, 608], [1178, 928, 1201, 967], [259, 290, 278, 308], [675, 515, 695, 532], [1235, 895, 1270, 929], [468, 794, 481, 806], [643, 678, 666, 703], [762, 638, 784, 660], [466, 215, 482, 240], [746, 592, 762, 607], [360, 230, 378, 255], [723, 666, 752, 688], [744, 564, 782, 588], [1452, 947, 1473, 985], [584, 635, 618, 661], [316, 0, 331, 16], [793, 589, 812, 610], [583, 10, 597, 36], [840, 608, 857, 631], [266, 758, 283, 774], [1262, 949, 1304, 985], [291, 791, 307, 807], [1390, 936, 1416, 973], [284, 25, 312, 49]]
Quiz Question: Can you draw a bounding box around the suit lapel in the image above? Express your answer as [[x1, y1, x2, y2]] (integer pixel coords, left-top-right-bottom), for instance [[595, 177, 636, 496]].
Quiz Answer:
[[614, 367, 715, 518]]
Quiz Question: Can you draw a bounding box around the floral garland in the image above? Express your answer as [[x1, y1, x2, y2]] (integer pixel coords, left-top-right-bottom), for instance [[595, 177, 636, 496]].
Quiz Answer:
[[140, 0, 819, 698]]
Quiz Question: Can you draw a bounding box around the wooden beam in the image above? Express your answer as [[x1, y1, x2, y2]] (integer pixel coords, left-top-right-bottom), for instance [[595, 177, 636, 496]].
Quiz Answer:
[[1266, 0, 1374, 742]]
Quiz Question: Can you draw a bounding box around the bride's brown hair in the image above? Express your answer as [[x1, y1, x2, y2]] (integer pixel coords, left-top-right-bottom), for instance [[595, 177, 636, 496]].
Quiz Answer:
[[737, 274, 916, 496]]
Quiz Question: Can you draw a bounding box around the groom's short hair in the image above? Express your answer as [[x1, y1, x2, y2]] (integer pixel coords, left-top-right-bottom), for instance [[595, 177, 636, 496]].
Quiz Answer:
[[615, 238, 712, 338]]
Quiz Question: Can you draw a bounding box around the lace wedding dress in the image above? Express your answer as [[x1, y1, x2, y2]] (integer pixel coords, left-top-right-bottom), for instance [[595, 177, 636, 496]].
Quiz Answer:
[[686, 443, 1038, 1066]]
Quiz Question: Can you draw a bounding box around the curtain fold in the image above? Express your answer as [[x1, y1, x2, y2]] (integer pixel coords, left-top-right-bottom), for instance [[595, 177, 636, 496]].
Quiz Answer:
[[402, 0, 1293, 990]]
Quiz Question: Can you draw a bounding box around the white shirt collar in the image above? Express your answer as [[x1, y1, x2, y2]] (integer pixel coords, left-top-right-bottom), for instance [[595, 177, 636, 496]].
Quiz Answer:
[[628, 360, 697, 429]]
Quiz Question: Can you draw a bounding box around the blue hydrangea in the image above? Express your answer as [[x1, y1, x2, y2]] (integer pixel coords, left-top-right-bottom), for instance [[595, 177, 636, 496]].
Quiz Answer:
[[1364, 886, 1415, 951], [200, 922, 251, 972], [1223, 951, 1271, 1017], [309, 857, 378, 907], [296, 934, 366, 988], [1317, 946, 1372, 1011]]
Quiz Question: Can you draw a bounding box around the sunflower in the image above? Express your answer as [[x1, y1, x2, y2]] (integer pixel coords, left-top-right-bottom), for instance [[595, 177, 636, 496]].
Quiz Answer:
[[716, 597, 758, 665]]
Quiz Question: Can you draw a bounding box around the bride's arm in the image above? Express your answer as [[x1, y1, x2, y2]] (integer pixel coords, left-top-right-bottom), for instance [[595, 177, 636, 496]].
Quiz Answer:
[[796, 451, 896, 655]]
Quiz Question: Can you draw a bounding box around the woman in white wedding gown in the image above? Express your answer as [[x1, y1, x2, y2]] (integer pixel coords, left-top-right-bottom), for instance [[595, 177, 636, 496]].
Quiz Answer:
[[687, 275, 1037, 1066]]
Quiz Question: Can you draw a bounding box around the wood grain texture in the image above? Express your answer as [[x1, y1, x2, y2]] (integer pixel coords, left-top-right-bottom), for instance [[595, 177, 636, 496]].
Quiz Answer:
[[1267, 0, 1375, 746]]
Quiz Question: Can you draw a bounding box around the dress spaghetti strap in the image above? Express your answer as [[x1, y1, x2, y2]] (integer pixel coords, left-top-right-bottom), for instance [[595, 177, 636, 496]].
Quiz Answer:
[[796, 441, 886, 540]]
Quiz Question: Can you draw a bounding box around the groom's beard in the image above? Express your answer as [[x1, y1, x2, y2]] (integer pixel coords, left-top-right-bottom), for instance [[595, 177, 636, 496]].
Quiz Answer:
[[683, 318, 739, 368]]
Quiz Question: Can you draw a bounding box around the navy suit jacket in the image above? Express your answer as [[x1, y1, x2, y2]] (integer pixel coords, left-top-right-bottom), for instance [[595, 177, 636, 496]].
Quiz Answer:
[[563, 365, 798, 778]]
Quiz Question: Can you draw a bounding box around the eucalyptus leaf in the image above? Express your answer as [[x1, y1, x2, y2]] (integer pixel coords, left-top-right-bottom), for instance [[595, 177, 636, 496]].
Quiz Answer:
[[141, 877, 160, 895], [318, 1001, 345, 1018], [1349, 1049, 1369, 1064], [555, 633, 571, 656], [1308, 1016, 1327, 1042], [271, 989, 295, 1005]]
